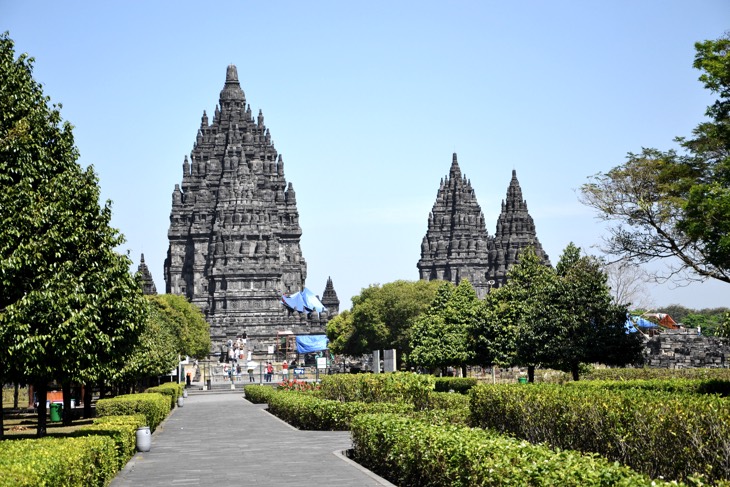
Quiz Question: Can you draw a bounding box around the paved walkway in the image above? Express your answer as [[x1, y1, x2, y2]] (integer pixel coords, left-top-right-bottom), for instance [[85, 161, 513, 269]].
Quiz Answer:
[[110, 390, 393, 487]]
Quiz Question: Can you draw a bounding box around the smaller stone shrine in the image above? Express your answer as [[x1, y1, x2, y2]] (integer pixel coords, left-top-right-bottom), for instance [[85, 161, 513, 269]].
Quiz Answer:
[[644, 329, 730, 368]]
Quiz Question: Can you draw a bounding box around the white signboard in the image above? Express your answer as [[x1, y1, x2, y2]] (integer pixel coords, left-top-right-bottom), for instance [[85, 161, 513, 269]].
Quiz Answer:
[[317, 357, 328, 369]]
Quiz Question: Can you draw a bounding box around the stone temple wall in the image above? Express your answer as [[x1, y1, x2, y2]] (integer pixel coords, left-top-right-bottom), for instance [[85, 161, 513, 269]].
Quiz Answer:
[[644, 329, 730, 368]]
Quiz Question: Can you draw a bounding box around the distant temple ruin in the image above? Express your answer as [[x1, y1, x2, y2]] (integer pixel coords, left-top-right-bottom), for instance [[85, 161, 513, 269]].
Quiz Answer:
[[418, 153, 550, 297], [164, 65, 334, 351]]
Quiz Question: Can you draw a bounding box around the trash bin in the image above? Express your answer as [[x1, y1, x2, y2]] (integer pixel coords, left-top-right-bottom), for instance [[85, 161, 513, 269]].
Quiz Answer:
[[518, 377, 528, 384], [50, 402, 63, 422]]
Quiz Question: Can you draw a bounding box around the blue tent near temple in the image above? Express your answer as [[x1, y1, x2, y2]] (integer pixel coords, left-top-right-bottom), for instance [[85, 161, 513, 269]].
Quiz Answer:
[[281, 287, 326, 313], [295, 335, 329, 353]]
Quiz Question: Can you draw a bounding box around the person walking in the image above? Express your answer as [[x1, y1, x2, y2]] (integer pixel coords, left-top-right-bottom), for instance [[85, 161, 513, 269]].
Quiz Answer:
[[266, 362, 273, 382], [281, 360, 289, 381]]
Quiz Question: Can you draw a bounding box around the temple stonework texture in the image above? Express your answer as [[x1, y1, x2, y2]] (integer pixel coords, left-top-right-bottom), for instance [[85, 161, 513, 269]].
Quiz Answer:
[[418, 153, 550, 298], [164, 65, 331, 351]]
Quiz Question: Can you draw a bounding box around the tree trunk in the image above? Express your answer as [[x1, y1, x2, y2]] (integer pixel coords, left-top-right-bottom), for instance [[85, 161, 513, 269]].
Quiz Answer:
[[62, 382, 72, 426], [13, 382, 19, 409], [461, 364, 467, 378], [83, 384, 93, 419], [0, 397, 4, 439], [528, 365, 535, 383], [571, 364, 580, 381], [36, 382, 48, 437]]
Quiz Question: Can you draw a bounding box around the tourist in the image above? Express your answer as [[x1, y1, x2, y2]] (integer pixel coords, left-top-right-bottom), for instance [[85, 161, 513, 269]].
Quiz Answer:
[[266, 362, 273, 382], [282, 360, 289, 381], [247, 364, 255, 382]]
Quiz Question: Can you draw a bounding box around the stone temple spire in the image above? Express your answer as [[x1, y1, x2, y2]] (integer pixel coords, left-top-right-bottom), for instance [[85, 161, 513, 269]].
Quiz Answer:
[[321, 276, 340, 316], [486, 169, 550, 286], [136, 253, 157, 295], [165, 65, 316, 350], [417, 153, 491, 297]]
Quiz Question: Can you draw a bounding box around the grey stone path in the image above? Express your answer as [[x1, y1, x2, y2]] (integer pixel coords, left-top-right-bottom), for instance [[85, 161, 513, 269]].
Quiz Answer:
[[110, 391, 393, 487]]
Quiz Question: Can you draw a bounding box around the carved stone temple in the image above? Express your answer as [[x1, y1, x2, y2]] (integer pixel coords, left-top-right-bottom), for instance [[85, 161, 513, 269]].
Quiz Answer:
[[136, 253, 157, 295], [164, 65, 334, 351], [417, 153, 550, 298]]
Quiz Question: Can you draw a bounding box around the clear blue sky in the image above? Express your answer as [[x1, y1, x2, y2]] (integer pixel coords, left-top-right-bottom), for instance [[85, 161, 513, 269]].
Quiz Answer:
[[3, 1, 728, 311]]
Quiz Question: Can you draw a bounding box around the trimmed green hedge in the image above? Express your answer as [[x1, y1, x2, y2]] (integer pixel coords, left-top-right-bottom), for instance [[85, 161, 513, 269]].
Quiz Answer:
[[469, 383, 730, 483], [584, 367, 730, 381], [318, 372, 434, 408], [96, 393, 170, 432], [267, 391, 413, 430], [145, 382, 184, 409], [77, 414, 146, 470], [434, 377, 477, 394], [243, 384, 276, 403], [351, 413, 679, 487], [0, 435, 117, 487], [565, 378, 730, 396]]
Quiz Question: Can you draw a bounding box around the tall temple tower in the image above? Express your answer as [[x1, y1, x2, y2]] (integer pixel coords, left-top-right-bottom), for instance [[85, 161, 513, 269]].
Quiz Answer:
[[486, 169, 550, 285], [165, 65, 325, 350], [417, 154, 550, 297], [417, 153, 493, 297]]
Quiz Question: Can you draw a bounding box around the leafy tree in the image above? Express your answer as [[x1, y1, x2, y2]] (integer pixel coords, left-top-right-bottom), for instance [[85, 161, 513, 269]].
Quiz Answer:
[[528, 244, 644, 380], [118, 297, 179, 384], [0, 33, 147, 435], [325, 280, 443, 366], [580, 36, 730, 284], [473, 248, 554, 378], [475, 245, 644, 382], [410, 280, 479, 375], [149, 294, 210, 359]]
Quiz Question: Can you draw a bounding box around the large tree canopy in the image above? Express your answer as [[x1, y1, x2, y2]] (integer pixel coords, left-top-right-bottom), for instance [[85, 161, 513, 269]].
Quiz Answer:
[[410, 280, 478, 374], [0, 33, 147, 436], [580, 36, 730, 284], [475, 245, 644, 381], [326, 280, 443, 364]]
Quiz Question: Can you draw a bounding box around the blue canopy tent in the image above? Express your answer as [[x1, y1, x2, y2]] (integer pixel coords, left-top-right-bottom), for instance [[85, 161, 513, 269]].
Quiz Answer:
[[281, 288, 326, 313]]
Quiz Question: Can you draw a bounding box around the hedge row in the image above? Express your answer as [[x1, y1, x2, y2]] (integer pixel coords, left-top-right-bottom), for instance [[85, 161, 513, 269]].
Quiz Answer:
[[77, 414, 146, 470], [470, 384, 730, 483], [96, 393, 170, 432], [267, 391, 413, 430], [243, 384, 276, 404], [0, 435, 117, 487], [584, 367, 730, 381], [351, 413, 684, 487], [565, 378, 730, 396], [433, 377, 477, 394], [145, 382, 184, 409], [318, 372, 434, 408]]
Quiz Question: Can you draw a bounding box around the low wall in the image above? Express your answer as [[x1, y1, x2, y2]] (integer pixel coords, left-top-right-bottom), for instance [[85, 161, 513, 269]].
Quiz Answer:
[[644, 329, 729, 368]]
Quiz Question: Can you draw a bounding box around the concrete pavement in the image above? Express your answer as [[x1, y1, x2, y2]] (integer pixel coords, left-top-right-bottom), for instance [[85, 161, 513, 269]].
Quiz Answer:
[[110, 389, 393, 486]]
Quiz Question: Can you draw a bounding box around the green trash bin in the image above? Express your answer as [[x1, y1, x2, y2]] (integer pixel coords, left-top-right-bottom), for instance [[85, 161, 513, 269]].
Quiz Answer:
[[518, 377, 528, 384], [49, 402, 63, 422]]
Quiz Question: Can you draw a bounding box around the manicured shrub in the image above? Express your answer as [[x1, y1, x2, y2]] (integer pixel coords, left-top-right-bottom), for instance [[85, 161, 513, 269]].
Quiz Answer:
[[319, 372, 434, 408], [243, 384, 276, 404], [469, 383, 730, 483], [267, 391, 413, 430], [0, 435, 117, 486], [351, 413, 679, 487], [565, 378, 730, 397], [434, 377, 477, 394], [145, 382, 184, 409], [77, 414, 146, 469], [96, 393, 170, 432], [584, 367, 730, 382]]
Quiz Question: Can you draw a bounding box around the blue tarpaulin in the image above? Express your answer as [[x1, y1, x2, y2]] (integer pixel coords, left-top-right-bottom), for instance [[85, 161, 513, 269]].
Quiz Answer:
[[281, 288, 326, 313], [296, 335, 329, 353], [633, 316, 659, 328]]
